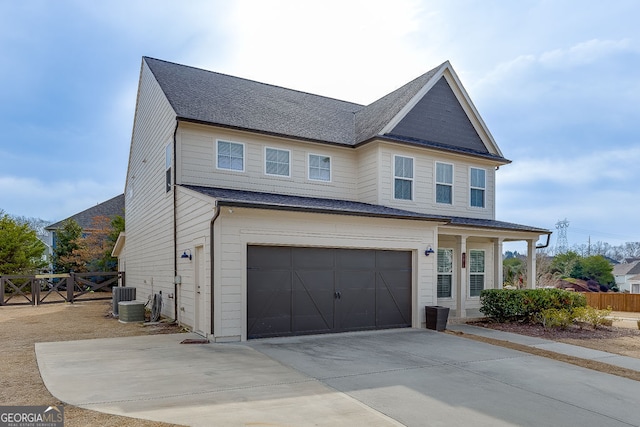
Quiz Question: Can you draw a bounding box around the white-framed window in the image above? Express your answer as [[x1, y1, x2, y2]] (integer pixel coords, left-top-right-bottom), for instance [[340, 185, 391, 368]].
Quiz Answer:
[[265, 147, 290, 177], [217, 140, 244, 172], [165, 142, 172, 193], [308, 154, 331, 181], [394, 155, 413, 200], [470, 167, 486, 208], [436, 162, 453, 204], [437, 248, 453, 298], [469, 249, 485, 297]]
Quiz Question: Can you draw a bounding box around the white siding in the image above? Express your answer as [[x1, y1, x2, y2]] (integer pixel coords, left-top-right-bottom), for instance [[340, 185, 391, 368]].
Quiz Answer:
[[356, 143, 380, 204], [124, 60, 177, 318], [175, 188, 216, 331], [177, 124, 358, 200], [376, 142, 496, 220], [213, 207, 439, 341]]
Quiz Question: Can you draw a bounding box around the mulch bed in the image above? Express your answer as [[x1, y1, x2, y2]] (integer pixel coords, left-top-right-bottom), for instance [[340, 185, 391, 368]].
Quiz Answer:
[[469, 319, 640, 340]]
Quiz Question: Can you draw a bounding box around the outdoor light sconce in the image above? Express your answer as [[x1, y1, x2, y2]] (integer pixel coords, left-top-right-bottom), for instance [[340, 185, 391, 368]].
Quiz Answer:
[[181, 249, 192, 260], [424, 246, 435, 256]]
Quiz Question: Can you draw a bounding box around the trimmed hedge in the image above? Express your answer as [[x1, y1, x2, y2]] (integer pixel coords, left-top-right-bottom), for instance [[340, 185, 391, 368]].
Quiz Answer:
[[479, 288, 587, 323]]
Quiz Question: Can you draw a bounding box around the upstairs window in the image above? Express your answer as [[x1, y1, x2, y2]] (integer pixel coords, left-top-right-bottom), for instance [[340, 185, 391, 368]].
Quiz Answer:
[[217, 140, 244, 172], [165, 142, 172, 193], [437, 248, 453, 298], [436, 162, 453, 204], [470, 167, 486, 208], [309, 154, 331, 181], [265, 147, 290, 177], [394, 155, 413, 200], [469, 249, 485, 297]]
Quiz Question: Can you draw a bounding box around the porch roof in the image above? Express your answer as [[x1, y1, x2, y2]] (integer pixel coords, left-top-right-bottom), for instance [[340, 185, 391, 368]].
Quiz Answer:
[[182, 185, 549, 235]]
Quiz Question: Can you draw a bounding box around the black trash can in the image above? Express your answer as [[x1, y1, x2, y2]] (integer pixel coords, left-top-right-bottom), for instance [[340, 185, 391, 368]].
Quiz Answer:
[[425, 306, 450, 331]]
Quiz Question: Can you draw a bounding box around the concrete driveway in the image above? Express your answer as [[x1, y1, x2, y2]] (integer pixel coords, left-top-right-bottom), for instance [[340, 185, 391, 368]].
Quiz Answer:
[[36, 329, 640, 426]]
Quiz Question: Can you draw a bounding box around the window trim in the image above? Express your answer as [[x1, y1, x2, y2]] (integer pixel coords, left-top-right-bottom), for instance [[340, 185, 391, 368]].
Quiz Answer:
[[469, 249, 485, 297], [437, 248, 454, 299], [469, 167, 486, 208], [216, 139, 245, 172], [393, 155, 414, 201], [435, 161, 454, 205], [308, 153, 332, 182], [264, 146, 291, 178]]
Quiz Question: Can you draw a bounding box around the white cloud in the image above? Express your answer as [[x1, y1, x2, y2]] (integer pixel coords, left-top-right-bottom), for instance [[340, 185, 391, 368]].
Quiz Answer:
[[539, 38, 634, 68]]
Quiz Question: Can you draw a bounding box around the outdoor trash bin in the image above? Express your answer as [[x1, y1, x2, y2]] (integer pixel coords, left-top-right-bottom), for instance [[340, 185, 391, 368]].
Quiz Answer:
[[425, 306, 450, 331]]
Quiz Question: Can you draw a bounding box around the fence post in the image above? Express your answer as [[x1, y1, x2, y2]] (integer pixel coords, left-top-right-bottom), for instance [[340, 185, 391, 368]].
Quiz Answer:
[[120, 271, 125, 287], [67, 273, 74, 303], [0, 277, 4, 306], [33, 278, 40, 306]]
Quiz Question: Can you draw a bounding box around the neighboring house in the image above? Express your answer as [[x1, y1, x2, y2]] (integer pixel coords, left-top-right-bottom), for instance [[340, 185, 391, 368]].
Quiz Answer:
[[629, 274, 640, 294], [45, 194, 125, 265], [613, 260, 640, 293], [122, 57, 550, 341]]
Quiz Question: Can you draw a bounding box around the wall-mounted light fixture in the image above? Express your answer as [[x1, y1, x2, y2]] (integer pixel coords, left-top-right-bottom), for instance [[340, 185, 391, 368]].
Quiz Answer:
[[181, 249, 192, 260], [424, 245, 435, 256]]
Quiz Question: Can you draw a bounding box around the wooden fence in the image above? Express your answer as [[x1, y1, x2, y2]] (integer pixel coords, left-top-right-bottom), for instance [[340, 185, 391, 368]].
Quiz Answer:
[[582, 292, 640, 312], [0, 272, 125, 306]]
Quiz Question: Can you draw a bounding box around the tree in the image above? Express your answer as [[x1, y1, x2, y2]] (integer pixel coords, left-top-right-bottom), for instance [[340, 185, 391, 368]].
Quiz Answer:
[[0, 212, 47, 274], [580, 255, 615, 289], [57, 215, 124, 272], [52, 219, 83, 273], [550, 251, 582, 279], [503, 257, 524, 287]]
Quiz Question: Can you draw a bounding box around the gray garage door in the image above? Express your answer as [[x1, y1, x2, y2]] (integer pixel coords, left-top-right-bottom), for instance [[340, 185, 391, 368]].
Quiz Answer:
[[247, 246, 412, 339]]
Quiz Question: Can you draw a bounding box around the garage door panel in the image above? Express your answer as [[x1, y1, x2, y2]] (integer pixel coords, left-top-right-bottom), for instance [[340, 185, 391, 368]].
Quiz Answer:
[[293, 270, 335, 333], [336, 270, 376, 330], [335, 249, 375, 269], [247, 269, 292, 338], [376, 250, 412, 269], [293, 247, 334, 269], [376, 270, 411, 327], [248, 246, 292, 269]]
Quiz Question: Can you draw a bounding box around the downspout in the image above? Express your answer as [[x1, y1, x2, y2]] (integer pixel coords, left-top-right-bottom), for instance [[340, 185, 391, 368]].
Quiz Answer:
[[172, 119, 179, 324], [210, 202, 221, 338]]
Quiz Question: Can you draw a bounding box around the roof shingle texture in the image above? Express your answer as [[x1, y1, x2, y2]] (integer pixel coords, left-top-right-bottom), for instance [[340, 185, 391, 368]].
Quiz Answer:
[[46, 194, 124, 230], [144, 57, 447, 148], [184, 185, 548, 233]]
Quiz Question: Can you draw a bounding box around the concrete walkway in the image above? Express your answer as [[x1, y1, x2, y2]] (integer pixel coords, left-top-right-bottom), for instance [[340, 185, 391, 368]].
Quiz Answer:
[[36, 329, 640, 427]]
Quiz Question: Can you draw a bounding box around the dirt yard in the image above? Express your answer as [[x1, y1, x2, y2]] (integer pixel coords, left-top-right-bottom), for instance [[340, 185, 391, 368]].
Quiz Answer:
[[0, 299, 185, 427], [1, 301, 639, 426]]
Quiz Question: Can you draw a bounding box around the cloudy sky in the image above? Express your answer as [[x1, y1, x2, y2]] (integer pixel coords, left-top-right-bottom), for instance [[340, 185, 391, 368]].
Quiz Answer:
[[1, 0, 639, 251]]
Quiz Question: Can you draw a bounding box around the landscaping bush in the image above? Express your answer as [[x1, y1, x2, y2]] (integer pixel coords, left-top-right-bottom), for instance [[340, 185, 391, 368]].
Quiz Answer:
[[480, 288, 586, 323], [573, 306, 612, 329], [535, 308, 575, 330]]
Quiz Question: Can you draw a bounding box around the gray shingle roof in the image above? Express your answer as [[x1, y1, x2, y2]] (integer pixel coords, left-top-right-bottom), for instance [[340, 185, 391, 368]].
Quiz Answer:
[[613, 261, 640, 276], [183, 185, 549, 234], [46, 194, 124, 230], [143, 57, 508, 163]]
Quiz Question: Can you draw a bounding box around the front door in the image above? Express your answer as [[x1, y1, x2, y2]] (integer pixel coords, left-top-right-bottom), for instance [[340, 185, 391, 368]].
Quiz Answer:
[[194, 245, 206, 334]]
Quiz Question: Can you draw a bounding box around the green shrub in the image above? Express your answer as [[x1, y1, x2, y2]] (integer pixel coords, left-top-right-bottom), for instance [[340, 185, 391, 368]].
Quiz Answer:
[[535, 308, 575, 330], [573, 306, 612, 329], [480, 288, 586, 323]]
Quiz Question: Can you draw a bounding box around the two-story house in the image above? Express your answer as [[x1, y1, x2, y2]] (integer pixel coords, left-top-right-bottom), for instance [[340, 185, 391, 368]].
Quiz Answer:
[[123, 57, 550, 341]]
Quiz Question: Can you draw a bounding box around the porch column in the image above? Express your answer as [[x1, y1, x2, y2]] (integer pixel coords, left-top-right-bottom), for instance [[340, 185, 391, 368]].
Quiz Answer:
[[526, 239, 537, 289], [494, 238, 504, 289], [456, 235, 468, 318]]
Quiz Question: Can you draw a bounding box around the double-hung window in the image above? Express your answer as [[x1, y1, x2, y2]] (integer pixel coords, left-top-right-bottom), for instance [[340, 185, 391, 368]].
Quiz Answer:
[[309, 154, 331, 181], [437, 248, 453, 298], [217, 140, 244, 172], [394, 155, 413, 200], [436, 162, 453, 204], [470, 167, 485, 208], [469, 250, 485, 297], [265, 147, 290, 177]]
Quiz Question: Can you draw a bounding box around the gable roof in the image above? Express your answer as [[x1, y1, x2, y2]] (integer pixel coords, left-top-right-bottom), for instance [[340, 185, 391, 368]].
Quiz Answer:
[[183, 185, 548, 234], [46, 194, 124, 231], [144, 57, 509, 163], [613, 260, 640, 276]]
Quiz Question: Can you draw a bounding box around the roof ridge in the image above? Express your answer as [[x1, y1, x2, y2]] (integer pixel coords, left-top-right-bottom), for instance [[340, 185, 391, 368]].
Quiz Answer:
[[143, 56, 363, 108]]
